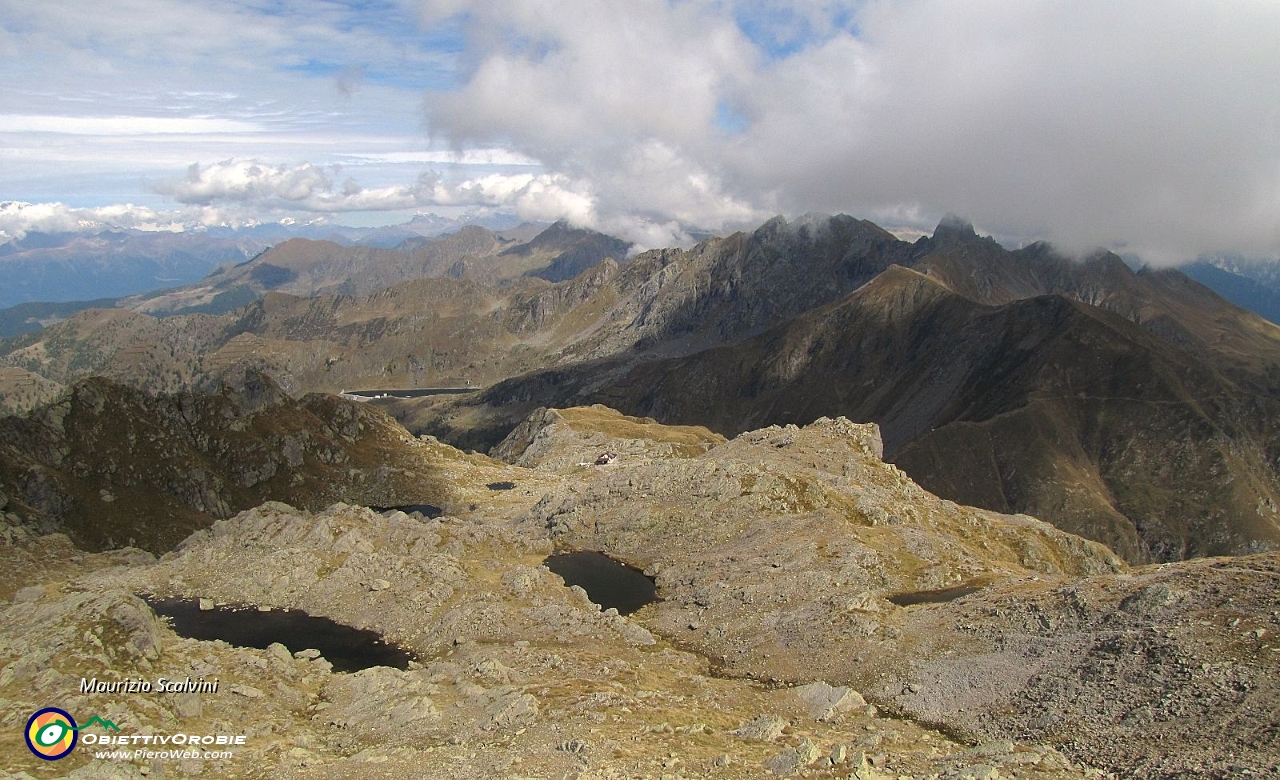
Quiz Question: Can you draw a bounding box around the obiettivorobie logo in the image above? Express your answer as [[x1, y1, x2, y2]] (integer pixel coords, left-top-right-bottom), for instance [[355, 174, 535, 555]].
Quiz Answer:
[[25, 707, 248, 763], [24, 708, 121, 760]]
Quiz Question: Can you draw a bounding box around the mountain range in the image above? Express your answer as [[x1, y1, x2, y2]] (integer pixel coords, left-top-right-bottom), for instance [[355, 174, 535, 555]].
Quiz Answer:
[[1181, 255, 1280, 325], [428, 216, 1280, 563], [2, 214, 1279, 566], [0, 210, 525, 316], [4, 210, 1280, 778], [0, 228, 262, 312]]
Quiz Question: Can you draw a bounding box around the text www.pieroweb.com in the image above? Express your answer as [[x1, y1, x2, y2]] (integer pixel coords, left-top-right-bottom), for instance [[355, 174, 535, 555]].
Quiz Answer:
[[93, 748, 235, 760]]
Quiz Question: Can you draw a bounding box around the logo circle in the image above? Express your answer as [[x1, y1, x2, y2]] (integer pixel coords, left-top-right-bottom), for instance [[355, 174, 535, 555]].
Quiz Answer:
[[25, 708, 77, 760]]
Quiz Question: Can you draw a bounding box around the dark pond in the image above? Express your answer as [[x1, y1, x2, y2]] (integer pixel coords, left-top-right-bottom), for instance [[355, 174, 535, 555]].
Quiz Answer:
[[887, 584, 982, 607], [372, 503, 443, 519], [486, 481, 516, 491], [145, 597, 415, 672], [543, 551, 658, 616]]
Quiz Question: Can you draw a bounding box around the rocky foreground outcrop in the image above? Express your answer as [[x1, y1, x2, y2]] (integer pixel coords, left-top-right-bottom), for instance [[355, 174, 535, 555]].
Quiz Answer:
[[1, 407, 1276, 778], [503, 408, 1278, 777], [3, 506, 1094, 780]]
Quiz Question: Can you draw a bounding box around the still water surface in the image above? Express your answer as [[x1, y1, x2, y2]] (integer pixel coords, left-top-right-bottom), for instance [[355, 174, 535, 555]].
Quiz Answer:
[[543, 551, 658, 616], [146, 597, 414, 672]]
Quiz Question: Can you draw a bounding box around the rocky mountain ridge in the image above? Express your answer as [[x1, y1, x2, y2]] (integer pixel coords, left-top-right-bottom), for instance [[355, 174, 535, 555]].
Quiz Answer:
[[0, 211, 528, 312], [421, 218, 1280, 562], [4, 214, 1280, 564], [2, 406, 1274, 778], [125, 220, 629, 318], [464, 263, 1280, 562]]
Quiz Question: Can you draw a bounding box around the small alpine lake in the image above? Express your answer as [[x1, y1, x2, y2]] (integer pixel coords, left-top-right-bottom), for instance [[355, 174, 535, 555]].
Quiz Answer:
[[145, 597, 415, 672], [886, 584, 983, 607], [543, 550, 658, 616]]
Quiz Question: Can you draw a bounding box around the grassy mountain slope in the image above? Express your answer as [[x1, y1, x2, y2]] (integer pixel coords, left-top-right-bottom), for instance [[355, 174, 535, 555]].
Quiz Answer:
[[0, 372, 495, 552]]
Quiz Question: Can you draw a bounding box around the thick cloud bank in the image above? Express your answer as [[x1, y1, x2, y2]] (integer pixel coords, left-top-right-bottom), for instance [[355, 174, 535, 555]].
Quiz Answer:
[[418, 0, 1280, 260], [0, 201, 187, 242]]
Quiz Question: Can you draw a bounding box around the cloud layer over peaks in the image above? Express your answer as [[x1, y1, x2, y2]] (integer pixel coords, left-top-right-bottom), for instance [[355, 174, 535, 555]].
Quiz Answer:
[[4, 0, 1278, 259], [420, 0, 1280, 260]]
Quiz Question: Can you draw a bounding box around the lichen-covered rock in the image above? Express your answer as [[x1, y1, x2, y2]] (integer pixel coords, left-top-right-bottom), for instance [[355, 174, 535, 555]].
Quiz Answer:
[[732, 714, 788, 742], [763, 738, 820, 776], [792, 681, 867, 721]]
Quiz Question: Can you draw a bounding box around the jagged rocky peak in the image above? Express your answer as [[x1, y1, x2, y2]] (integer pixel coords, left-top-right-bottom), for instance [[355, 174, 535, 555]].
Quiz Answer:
[[751, 213, 840, 240], [218, 367, 291, 412], [749, 214, 792, 240], [931, 213, 978, 242], [436, 223, 505, 246], [1019, 240, 1134, 275], [529, 219, 580, 241], [791, 211, 837, 233], [1080, 248, 1137, 277]]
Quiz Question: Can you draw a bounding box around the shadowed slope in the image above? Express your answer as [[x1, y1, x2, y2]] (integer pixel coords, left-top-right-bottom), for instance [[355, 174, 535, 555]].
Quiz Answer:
[[460, 265, 1280, 562], [0, 372, 505, 552]]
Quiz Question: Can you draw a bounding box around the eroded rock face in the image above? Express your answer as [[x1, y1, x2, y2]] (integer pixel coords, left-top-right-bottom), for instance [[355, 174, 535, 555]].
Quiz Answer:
[[525, 416, 1123, 681], [877, 555, 1280, 775], [1, 408, 1275, 778]]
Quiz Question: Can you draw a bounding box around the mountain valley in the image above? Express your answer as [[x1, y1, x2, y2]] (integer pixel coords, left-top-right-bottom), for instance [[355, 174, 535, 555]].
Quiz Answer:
[[5, 216, 1280, 563], [2, 214, 1279, 778]]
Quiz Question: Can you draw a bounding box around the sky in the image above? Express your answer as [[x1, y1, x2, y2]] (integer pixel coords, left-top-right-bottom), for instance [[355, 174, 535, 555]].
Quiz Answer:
[[1, 0, 1278, 261]]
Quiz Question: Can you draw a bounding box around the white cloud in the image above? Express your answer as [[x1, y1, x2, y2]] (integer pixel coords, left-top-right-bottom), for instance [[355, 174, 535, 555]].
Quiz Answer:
[[159, 161, 335, 206], [419, 0, 1280, 262], [335, 149, 542, 167], [731, 0, 1280, 260], [0, 0, 457, 212], [0, 196, 389, 244], [5, 0, 1280, 261], [0, 0, 441, 80], [416, 0, 767, 247], [149, 159, 598, 227], [0, 200, 193, 241]]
